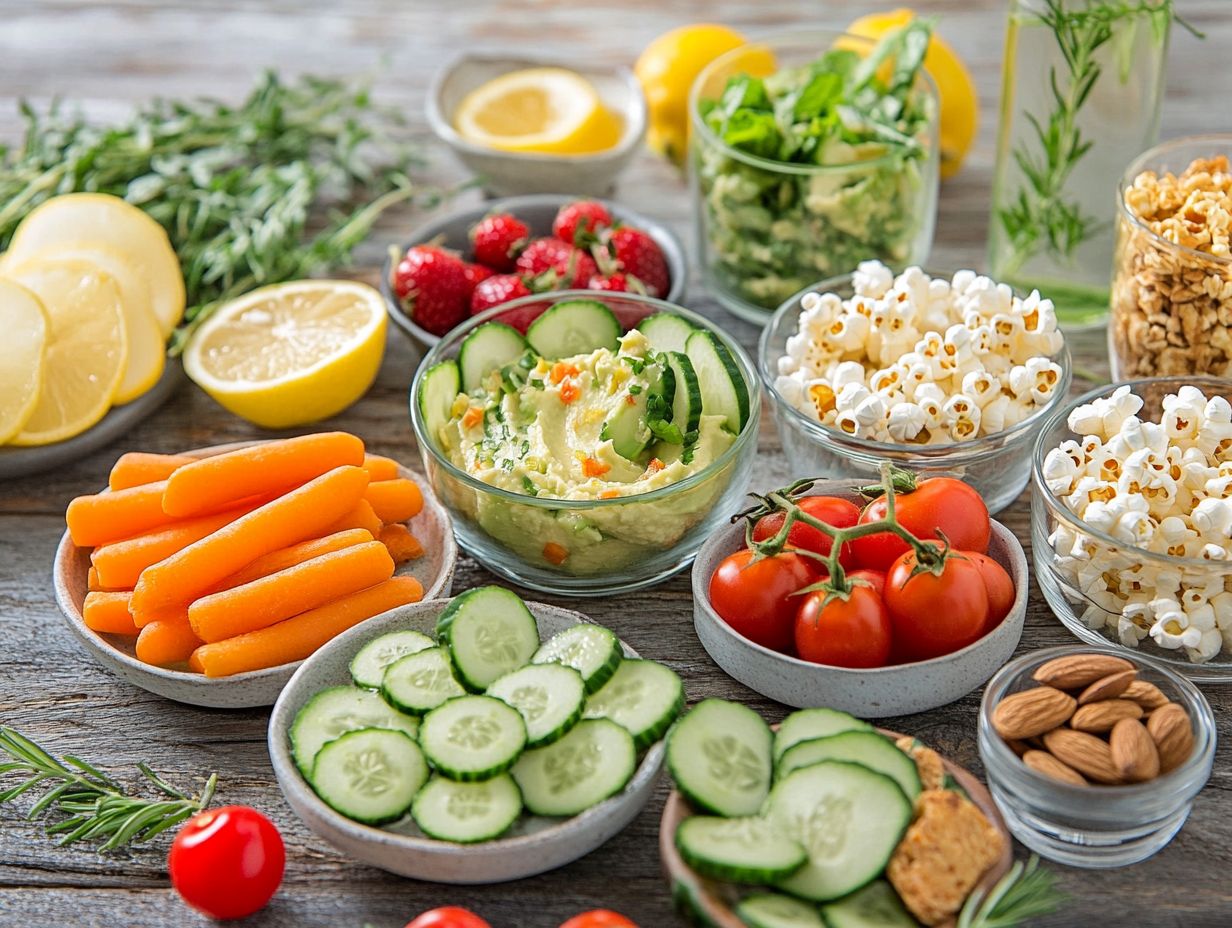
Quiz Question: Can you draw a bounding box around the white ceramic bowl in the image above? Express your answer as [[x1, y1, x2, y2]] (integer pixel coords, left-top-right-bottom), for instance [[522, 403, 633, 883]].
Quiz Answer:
[[267, 598, 665, 883], [52, 443, 456, 708], [691, 481, 1028, 717]]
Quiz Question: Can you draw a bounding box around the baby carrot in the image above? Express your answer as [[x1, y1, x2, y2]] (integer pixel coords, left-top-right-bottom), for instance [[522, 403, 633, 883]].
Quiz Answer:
[[364, 479, 424, 523], [188, 540, 395, 643], [108, 452, 196, 491], [87, 566, 101, 591], [379, 523, 425, 564], [188, 576, 424, 677], [135, 618, 202, 667], [82, 592, 139, 636], [66, 481, 176, 548], [221, 528, 373, 589], [327, 499, 383, 538], [161, 432, 365, 518], [363, 454, 399, 482], [131, 465, 370, 622]]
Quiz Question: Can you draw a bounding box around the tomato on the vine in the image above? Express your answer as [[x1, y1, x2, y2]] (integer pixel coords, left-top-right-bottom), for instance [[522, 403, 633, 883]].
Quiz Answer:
[[965, 551, 1015, 630], [560, 911, 640, 928], [405, 908, 492, 928], [851, 477, 991, 571], [846, 568, 886, 598], [884, 550, 990, 662], [794, 584, 892, 668], [751, 495, 860, 566], [709, 549, 822, 652], [168, 805, 284, 920]]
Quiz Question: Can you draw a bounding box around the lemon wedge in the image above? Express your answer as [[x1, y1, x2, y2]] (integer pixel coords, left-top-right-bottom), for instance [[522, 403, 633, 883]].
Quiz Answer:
[[2, 259, 127, 446], [454, 68, 622, 155], [183, 280, 387, 429], [0, 279, 49, 444]]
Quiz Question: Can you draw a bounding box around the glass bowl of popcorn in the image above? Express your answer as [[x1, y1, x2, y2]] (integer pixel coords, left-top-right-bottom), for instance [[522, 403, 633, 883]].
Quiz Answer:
[[1032, 376, 1232, 681], [760, 262, 1072, 512]]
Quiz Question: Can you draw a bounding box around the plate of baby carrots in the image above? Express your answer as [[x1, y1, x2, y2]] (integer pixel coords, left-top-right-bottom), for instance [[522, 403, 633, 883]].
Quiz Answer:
[[52, 432, 456, 708]]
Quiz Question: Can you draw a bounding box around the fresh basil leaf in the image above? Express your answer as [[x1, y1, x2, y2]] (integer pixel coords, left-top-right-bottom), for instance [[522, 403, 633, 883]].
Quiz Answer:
[[792, 71, 843, 120]]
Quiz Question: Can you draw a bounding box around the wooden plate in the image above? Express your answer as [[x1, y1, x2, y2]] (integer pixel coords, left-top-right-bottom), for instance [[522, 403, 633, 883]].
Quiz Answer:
[[52, 441, 456, 708]]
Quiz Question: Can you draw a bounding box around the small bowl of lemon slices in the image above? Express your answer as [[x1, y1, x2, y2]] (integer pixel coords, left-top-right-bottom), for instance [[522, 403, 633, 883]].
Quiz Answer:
[[427, 54, 647, 197]]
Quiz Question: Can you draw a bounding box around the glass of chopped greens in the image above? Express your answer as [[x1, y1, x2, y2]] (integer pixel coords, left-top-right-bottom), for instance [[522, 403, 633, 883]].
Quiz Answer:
[[689, 27, 940, 323]]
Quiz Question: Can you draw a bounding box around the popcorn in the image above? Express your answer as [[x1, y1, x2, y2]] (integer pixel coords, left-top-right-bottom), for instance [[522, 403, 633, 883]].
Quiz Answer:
[[886, 401, 927, 442]]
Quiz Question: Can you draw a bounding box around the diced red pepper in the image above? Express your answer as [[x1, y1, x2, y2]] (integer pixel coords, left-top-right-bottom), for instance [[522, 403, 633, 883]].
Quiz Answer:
[[543, 542, 569, 565], [582, 457, 610, 478]]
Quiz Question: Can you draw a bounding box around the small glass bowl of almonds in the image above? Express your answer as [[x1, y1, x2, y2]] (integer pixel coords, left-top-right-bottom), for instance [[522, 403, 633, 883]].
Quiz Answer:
[[978, 645, 1215, 868]]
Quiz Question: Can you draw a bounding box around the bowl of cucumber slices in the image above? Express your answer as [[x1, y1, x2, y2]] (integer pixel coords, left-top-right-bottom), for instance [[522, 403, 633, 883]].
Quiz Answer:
[[268, 586, 684, 883], [410, 290, 761, 595]]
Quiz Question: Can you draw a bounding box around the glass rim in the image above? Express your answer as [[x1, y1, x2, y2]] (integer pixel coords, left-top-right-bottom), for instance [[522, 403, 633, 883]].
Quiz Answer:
[[687, 29, 939, 176], [410, 290, 762, 510]]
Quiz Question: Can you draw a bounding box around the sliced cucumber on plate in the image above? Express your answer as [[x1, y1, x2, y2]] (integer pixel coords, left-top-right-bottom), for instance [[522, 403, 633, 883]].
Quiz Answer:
[[419, 694, 527, 782], [412, 773, 523, 844], [773, 708, 872, 764], [584, 659, 684, 751], [676, 815, 807, 883], [639, 312, 697, 354], [289, 685, 421, 775], [309, 727, 428, 825], [666, 698, 773, 817], [819, 880, 917, 928], [736, 893, 825, 928], [685, 329, 749, 434], [512, 718, 636, 816], [526, 299, 621, 358], [532, 623, 623, 694], [487, 662, 586, 748], [437, 585, 541, 691], [459, 322, 528, 392], [776, 731, 921, 802], [349, 630, 435, 690], [380, 646, 466, 715]]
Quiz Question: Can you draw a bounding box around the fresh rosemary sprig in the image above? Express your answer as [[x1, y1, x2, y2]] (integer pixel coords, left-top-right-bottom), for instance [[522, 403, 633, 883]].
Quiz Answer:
[[958, 855, 1066, 928], [0, 726, 216, 851]]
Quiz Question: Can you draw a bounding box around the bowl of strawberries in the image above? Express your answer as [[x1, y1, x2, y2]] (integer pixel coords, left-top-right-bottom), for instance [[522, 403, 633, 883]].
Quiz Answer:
[[382, 194, 687, 346]]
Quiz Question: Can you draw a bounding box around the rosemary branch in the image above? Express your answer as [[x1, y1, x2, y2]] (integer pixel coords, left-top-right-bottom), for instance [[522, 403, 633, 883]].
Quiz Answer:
[[958, 855, 1066, 928]]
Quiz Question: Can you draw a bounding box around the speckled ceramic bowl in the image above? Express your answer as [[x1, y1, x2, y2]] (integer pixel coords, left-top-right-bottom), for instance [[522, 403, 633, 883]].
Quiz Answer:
[[691, 480, 1027, 717], [52, 443, 456, 709], [268, 598, 665, 883]]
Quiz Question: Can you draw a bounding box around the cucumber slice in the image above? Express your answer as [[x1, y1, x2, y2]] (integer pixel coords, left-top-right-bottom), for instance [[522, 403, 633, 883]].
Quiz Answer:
[[290, 686, 421, 775], [411, 773, 523, 843], [349, 630, 435, 690], [417, 360, 461, 447], [666, 699, 773, 818], [525, 299, 621, 359], [531, 624, 623, 694], [487, 663, 586, 748], [437, 586, 541, 691], [819, 881, 916, 928], [602, 359, 668, 460], [664, 351, 702, 438], [512, 718, 636, 816], [676, 815, 807, 883], [419, 694, 527, 782], [774, 708, 872, 765], [458, 321, 529, 392], [584, 659, 684, 750], [776, 732, 922, 803], [381, 647, 466, 715], [737, 893, 825, 928], [764, 761, 912, 902], [685, 329, 749, 434], [639, 313, 697, 354], [308, 728, 428, 825]]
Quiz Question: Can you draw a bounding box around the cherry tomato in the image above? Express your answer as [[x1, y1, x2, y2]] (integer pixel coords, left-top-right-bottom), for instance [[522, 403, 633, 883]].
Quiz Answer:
[[884, 550, 990, 662], [965, 551, 1015, 630], [560, 911, 640, 928], [169, 806, 284, 920], [405, 908, 492, 928], [794, 585, 892, 668], [709, 549, 822, 652], [850, 477, 991, 572], [846, 568, 886, 598], [751, 496, 860, 566]]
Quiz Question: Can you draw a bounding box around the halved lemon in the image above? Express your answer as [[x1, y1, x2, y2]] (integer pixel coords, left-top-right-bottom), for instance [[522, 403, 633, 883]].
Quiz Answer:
[[2, 259, 127, 446], [454, 67, 622, 155], [183, 280, 387, 429], [0, 279, 49, 444], [3, 193, 186, 336]]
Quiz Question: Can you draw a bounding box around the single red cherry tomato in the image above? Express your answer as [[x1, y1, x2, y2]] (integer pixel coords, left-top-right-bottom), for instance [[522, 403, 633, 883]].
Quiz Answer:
[[751, 496, 860, 566], [794, 585, 892, 668], [846, 568, 886, 598], [964, 551, 1015, 630], [709, 548, 822, 652], [851, 477, 992, 571], [405, 908, 493, 928], [169, 805, 284, 920], [883, 550, 990, 661], [560, 911, 640, 928]]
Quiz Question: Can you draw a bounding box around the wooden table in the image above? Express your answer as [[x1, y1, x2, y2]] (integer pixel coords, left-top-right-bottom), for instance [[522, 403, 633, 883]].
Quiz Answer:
[[2, 1, 1230, 925]]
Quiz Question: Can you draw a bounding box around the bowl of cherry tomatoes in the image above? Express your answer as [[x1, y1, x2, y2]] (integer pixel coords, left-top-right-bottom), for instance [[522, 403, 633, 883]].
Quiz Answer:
[[691, 471, 1028, 717]]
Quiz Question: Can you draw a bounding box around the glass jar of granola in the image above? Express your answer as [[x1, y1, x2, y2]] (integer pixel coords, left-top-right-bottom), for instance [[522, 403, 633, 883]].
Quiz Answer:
[[1110, 136, 1232, 380]]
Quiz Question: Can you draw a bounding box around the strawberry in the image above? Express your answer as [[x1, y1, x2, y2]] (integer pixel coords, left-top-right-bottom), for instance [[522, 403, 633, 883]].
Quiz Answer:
[[471, 274, 532, 314], [588, 271, 645, 294], [604, 226, 669, 297], [391, 245, 470, 335], [470, 213, 530, 271], [552, 200, 613, 247], [463, 262, 496, 290], [515, 237, 597, 288]]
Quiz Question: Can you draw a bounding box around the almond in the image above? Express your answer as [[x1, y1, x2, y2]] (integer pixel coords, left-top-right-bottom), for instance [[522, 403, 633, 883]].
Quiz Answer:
[[1147, 703, 1195, 773], [992, 686, 1076, 740], [1033, 654, 1135, 689], [1005, 738, 1031, 758], [1043, 728, 1122, 784], [1077, 668, 1138, 705], [1023, 749, 1088, 786], [1070, 699, 1143, 733], [1122, 680, 1170, 711], [1110, 718, 1160, 782]]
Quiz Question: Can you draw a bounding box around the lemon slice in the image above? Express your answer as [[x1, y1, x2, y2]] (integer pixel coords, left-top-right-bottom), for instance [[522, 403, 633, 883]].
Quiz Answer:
[[183, 280, 387, 429], [0, 279, 49, 444], [2, 259, 127, 446], [454, 68, 621, 155], [15, 243, 165, 404], [3, 193, 185, 336]]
